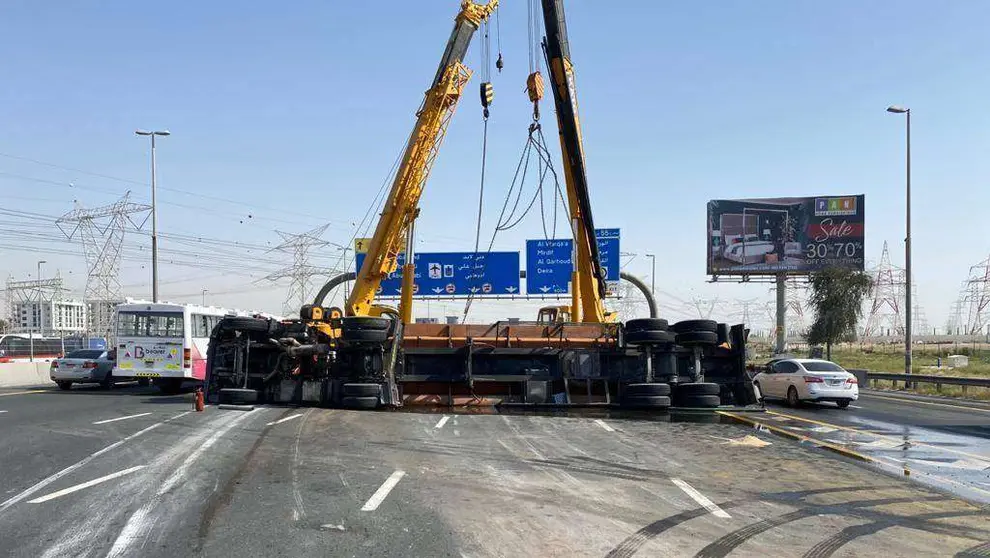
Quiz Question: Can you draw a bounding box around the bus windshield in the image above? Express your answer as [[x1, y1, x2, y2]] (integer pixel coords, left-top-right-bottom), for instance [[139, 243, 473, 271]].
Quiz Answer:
[[117, 311, 185, 338]]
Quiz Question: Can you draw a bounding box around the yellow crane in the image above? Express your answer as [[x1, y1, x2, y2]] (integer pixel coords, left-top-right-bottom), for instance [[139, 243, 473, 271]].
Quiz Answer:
[[345, 1, 498, 323]]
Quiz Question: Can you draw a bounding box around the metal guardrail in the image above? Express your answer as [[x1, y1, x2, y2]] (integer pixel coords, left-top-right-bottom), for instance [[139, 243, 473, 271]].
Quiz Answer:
[[867, 371, 990, 393]]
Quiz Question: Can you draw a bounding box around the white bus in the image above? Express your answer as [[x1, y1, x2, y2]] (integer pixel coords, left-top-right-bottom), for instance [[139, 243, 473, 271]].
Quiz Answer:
[[113, 301, 235, 394]]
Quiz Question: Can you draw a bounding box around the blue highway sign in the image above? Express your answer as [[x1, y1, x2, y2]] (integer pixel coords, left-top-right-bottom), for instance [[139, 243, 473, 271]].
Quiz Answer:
[[525, 229, 620, 295], [355, 251, 520, 297]]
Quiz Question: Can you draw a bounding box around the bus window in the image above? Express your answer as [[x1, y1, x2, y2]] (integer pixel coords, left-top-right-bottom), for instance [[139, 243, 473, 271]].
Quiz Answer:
[[117, 311, 184, 337]]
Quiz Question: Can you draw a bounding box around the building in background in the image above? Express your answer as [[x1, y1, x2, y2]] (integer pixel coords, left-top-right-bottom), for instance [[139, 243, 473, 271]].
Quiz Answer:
[[12, 299, 87, 335]]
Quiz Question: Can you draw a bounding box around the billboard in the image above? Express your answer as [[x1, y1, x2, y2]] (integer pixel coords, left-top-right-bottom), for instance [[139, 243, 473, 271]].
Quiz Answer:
[[707, 195, 864, 275]]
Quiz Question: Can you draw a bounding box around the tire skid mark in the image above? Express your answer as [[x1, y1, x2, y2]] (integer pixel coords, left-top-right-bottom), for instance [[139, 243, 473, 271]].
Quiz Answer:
[[694, 495, 954, 558], [291, 409, 315, 521], [602, 484, 981, 558], [803, 510, 990, 558]]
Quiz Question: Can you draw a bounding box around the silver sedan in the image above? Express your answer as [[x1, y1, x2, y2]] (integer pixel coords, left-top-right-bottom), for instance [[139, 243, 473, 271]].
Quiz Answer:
[[50, 349, 115, 390]]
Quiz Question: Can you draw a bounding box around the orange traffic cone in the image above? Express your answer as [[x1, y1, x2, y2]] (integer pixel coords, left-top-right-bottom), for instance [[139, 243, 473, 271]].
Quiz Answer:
[[195, 388, 205, 412]]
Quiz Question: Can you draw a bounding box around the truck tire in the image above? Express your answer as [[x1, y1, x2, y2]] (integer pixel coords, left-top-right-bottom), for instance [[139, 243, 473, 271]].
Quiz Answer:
[[625, 383, 671, 397], [675, 382, 720, 396], [220, 317, 269, 333], [342, 383, 382, 397], [340, 317, 391, 331], [341, 396, 379, 410], [674, 394, 720, 408], [671, 319, 718, 334], [341, 329, 388, 343], [675, 331, 718, 346], [158, 378, 184, 395], [220, 388, 258, 404], [625, 330, 676, 345], [624, 318, 669, 333], [623, 395, 671, 409]]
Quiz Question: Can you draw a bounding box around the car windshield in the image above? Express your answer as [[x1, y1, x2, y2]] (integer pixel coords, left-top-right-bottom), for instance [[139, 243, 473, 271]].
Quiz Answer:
[[66, 350, 104, 359], [802, 361, 845, 372]]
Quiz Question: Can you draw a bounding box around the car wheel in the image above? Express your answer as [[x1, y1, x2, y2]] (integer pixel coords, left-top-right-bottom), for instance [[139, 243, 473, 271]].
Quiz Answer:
[[836, 400, 851, 409], [56, 381, 72, 391], [99, 372, 114, 390], [787, 386, 800, 407]]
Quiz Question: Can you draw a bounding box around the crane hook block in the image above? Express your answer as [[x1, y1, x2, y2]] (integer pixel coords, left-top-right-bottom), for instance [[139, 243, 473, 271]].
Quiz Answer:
[[480, 82, 495, 108], [526, 72, 544, 103], [496, 53, 504, 72]]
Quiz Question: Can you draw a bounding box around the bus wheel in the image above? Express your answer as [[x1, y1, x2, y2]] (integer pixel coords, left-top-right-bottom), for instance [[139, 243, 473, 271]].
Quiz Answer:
[[138, 378, 151, 387]]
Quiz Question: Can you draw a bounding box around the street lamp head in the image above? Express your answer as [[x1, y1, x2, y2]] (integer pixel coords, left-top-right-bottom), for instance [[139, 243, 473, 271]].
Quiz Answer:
[[886, 105, 909, 114], [135, 129, 170, 136], [135, 129, 152, 136], [154, 130, 171, 137]]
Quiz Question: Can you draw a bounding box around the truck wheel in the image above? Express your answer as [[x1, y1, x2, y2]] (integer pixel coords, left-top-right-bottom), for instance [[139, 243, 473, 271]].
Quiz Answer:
[[624, 318, 669, 333], [674, 395, 720, 408], [625, 330, 676, 345], [625, 383, 671, 397], [220, 317, 269, 333], [220, 388, 259, 404], [623, 395, 671, 409], [341, 396, 379, 410], [158, 378, 184, 395], [675, 382, 720, 396], [341, 317, 391, 331], [56, 381, 72, 391], [341, 329, 388, 343], [675, 331, 718, 346], [342, 383, 382, 397], [671, 319, 718, 334]]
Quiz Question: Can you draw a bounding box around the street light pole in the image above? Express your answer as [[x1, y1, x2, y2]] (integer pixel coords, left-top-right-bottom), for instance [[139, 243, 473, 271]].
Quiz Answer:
[[887, 105, 911, 377], [645, 254, 656, 295], [135, 129, 170, 303], [202, 289, 208, 306]]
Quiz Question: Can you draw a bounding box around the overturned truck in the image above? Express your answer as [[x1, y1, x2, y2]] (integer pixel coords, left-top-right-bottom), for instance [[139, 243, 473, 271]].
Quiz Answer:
[[204, 313, 758, 411]]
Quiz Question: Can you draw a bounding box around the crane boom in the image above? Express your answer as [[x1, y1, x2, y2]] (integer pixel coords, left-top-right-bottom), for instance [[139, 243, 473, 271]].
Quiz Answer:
[[541, 0, 608, 322], [346, 1, 498, 319]]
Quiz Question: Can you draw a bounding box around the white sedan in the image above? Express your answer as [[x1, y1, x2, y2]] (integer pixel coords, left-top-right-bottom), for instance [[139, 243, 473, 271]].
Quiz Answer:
[[753, 358, 859, 408]]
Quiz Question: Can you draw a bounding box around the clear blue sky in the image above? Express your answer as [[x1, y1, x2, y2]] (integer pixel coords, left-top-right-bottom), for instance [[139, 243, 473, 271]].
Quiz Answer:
[[2, 1, 989, 329]]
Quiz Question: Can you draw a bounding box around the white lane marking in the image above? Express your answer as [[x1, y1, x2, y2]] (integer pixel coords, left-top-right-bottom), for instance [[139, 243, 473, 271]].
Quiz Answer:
[[361, 470, 406, 511], [671, 478, 731, 519], [594, 419, 615, 432], [0, 390, 45, 397], [266, 413, 303, 426], [0, 410, 8, 413], [93, 412, 152, 425], [849, 405, 863, 409], [27, 466, 145, 504], [0, 421, 162, 514], [435, 415, 450, 429]]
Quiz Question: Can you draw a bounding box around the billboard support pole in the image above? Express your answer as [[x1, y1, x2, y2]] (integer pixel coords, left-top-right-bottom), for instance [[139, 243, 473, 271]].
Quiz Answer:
[[775, 273, 786, 354]]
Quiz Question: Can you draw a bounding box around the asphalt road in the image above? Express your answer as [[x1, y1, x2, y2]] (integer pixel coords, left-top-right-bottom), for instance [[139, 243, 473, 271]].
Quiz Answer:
[[0, 384, 988, 557], [762, 390, 990, 505]]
